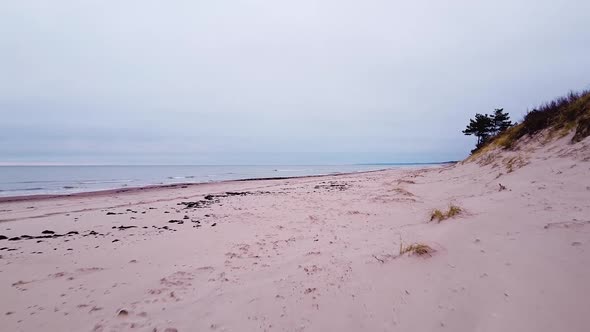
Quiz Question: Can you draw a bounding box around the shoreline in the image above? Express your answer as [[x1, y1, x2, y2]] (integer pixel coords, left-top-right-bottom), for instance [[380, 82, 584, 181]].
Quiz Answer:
[[0, 167, 408, 204]]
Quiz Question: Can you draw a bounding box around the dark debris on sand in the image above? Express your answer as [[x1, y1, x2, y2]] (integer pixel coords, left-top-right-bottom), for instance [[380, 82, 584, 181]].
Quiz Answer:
[[179, 191, 271, 209], [112, 225, 138, 230], [314, 181, 351, 192]]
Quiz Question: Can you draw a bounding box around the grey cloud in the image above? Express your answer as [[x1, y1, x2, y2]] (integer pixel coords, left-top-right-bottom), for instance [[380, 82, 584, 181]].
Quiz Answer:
[[1, 0, 589, 164]]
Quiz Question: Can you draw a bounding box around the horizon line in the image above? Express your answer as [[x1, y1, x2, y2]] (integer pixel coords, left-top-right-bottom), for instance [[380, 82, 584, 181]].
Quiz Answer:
[[0, 161, 457, 167]]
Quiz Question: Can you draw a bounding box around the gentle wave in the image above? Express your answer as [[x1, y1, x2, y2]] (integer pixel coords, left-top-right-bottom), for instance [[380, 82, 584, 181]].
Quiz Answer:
[[77, 179, 134, 185], [0, 164, 412, 197], [0, 180, 65, 185], [0, 187, 45, 192]]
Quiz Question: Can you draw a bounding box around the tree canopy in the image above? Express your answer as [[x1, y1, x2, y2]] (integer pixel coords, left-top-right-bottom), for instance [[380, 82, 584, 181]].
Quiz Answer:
[[492, 108, 512, 133], [463, 109, 513, 151]]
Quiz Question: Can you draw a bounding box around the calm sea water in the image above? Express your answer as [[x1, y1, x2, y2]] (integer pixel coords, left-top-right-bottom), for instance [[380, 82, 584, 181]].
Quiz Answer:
[[0, 164, 428, 197]]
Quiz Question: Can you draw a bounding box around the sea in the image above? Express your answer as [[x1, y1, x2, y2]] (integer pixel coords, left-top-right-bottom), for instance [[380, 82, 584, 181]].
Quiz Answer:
[[0, 164, 436, 198]]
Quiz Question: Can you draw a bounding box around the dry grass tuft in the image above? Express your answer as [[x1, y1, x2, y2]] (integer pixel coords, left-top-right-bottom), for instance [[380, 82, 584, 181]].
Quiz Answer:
[[494, 124, 523, 149], [430, 204, 462, 222], [399, 243, 434, 256], [447, 205, 462, 218], [430, 209, 445, 222], [503, 155, 529, 173]]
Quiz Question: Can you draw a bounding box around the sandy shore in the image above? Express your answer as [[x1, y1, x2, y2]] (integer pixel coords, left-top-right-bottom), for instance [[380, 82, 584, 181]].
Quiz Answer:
[[1, 140, 590, 331]]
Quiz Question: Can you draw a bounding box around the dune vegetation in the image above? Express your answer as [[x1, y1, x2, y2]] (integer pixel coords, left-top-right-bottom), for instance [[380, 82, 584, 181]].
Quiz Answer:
[[399, 242, 435, 256], [430, 204, 463, 223], [465, 89, 590, 157]]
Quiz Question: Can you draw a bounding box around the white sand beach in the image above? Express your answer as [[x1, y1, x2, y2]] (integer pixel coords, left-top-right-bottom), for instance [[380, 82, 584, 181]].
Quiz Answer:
[[1, 133, 589, 332]]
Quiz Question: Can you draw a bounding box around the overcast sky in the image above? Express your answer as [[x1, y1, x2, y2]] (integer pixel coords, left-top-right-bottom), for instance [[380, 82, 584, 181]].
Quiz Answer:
[[1, 1, 589, 165]]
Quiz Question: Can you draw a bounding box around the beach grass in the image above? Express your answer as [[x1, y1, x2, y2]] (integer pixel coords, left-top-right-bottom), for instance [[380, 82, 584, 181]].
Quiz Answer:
[[399, 243, 434, 256], [430, 204, 462, 222]]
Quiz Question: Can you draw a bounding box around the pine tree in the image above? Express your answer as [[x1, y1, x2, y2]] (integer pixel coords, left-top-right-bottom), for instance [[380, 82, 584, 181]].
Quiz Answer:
[[462, 113, 495, 149], [491, 108, 512, 134], [463, 109, 514, 152]]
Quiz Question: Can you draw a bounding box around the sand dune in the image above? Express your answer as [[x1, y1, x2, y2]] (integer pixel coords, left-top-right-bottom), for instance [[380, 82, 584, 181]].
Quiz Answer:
[[1, 134, 589, 331]]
